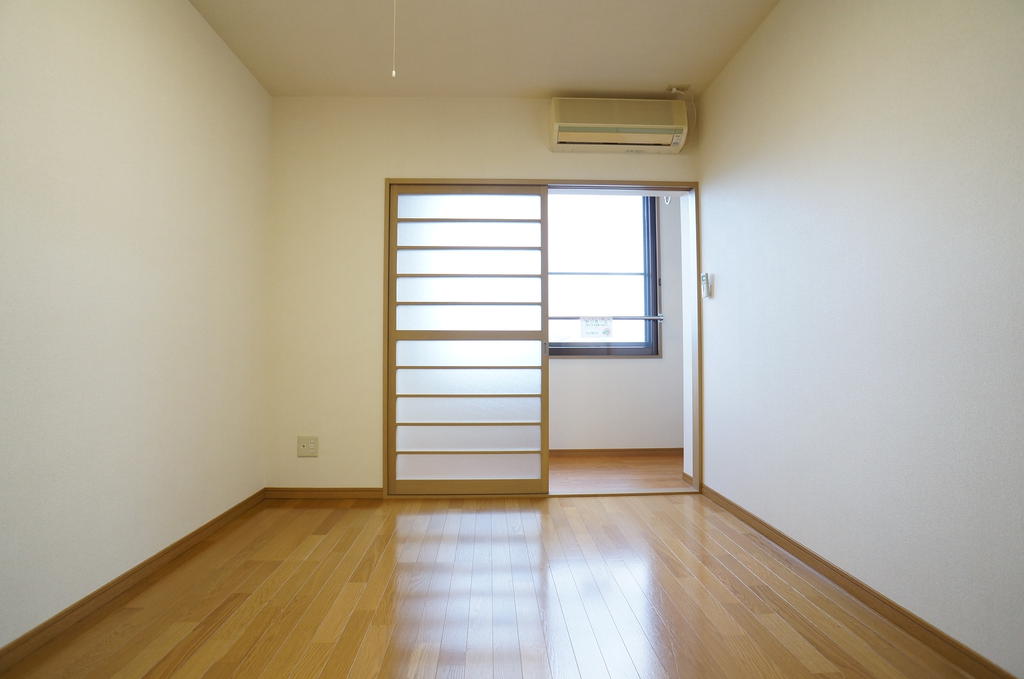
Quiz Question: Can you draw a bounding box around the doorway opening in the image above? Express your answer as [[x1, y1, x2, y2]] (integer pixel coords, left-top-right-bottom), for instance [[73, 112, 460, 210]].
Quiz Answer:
[[383, 180, 701, 497], [546, 187, 700, 495]]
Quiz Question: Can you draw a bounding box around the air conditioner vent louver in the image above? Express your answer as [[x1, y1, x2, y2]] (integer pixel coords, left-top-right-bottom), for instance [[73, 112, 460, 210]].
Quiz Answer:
[[550, 97, 688, 154]]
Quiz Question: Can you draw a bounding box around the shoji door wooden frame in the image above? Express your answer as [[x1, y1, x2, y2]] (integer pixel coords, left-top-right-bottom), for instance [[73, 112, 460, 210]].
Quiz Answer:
[[383, 179, 703, 497], [385, 181, 549, 495]]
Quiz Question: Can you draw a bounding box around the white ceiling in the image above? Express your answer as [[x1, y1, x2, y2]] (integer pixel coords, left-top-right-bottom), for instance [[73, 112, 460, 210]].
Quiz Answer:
[[189, 0, 777, 97]]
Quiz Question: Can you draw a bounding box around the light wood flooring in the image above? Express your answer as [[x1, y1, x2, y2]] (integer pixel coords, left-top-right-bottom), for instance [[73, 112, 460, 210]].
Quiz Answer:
[[4, 495, 969, 679], [548, 451, 691, 495]]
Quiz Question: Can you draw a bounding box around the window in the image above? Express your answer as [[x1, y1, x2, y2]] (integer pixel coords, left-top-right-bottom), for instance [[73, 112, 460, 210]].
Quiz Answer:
[[548, 192, 660, 356]]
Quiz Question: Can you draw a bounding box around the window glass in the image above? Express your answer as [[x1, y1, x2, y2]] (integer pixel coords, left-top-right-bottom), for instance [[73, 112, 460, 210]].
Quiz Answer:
[[547, 275, 646, 316], [547, 193, 659, 356], [548, 194, 645, 272]]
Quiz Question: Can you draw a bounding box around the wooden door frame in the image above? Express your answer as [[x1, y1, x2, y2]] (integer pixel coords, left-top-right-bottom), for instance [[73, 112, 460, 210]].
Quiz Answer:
[[382, 178, 703, 497]]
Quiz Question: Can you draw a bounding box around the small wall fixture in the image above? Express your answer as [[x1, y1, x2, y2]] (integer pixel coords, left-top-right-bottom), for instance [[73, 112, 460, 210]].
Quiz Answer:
[[701, 272, 713, 299]]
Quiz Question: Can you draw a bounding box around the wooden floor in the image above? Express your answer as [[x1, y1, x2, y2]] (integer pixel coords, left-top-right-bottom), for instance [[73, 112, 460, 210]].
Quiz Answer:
[[548, 451, 691, 494], [5, 495, 969, 679]]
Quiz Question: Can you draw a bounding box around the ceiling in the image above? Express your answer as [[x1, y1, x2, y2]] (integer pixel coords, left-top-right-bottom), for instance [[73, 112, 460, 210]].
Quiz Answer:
[[189, 0, 777, 98]]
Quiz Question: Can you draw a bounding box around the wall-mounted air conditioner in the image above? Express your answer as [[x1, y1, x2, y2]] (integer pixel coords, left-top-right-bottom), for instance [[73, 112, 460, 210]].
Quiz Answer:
[[550, 97, 688, 154]]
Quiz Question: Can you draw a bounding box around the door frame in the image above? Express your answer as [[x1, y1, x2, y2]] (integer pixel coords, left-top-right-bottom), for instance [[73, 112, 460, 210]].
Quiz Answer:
[[382, 178, 703, 497]]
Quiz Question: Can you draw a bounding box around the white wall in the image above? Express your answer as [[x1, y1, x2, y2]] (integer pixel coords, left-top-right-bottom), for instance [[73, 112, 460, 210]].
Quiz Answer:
[[0, 0, 271, 647], [699, 0, 1024, 674], [549, 196, 686, 451], [268, 96, 698, 487]]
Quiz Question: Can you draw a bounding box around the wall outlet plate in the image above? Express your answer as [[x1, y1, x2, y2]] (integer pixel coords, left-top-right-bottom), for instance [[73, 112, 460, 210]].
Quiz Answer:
[[297, 436, 319, 457]]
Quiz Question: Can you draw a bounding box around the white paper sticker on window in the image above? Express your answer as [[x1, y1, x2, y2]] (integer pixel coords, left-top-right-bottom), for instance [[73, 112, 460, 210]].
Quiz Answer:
[[580, 316, 613, 338]]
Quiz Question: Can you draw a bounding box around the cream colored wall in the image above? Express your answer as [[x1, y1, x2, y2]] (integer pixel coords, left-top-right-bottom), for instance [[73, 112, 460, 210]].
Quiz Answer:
[[698, 0, 1024, 674], [0, 0, 270, 647], [268, 97, 697, 487]]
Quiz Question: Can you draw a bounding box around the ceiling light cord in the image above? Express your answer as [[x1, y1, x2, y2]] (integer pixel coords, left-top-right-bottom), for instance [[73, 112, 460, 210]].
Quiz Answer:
[[391, 0, 398, 78]]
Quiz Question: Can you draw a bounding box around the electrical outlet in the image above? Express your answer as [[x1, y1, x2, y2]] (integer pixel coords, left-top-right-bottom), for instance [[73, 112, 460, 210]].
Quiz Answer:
[[297, 436, 319, 458]]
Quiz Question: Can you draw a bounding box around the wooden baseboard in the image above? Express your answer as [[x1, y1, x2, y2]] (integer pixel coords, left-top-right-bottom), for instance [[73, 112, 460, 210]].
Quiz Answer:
[[701, 485, 1016, 679], [549, 447, 683, 456], [0, 488, 266, 674], [263, 487, 384, 500]]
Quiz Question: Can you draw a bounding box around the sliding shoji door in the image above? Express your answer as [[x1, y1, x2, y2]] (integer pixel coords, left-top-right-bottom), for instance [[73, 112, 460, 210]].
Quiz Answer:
[[387, 184, 548, 495]]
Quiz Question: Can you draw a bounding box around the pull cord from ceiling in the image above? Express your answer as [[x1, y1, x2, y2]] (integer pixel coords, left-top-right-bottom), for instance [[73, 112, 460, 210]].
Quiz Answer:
[[391, 0, 398, 78]]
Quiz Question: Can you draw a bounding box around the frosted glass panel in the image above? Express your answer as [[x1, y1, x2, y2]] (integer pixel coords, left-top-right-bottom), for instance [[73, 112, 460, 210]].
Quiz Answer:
[[396, 453, 541, 480], [396, 340, 541, 366], [548, 275, 646, 316], [397, 425, 540, 451], [549, 319, 646, 343], [397, 221, 540, 247], [397, 397, 540, 423], [396, 369, 540, 394], [398, 194, 541, 220], [548, 193, 645, 272], [397, 250, 540, 275], [396, 305, 540, 331], [391, 188, 549, 492], [397, 277, 540, 303]]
